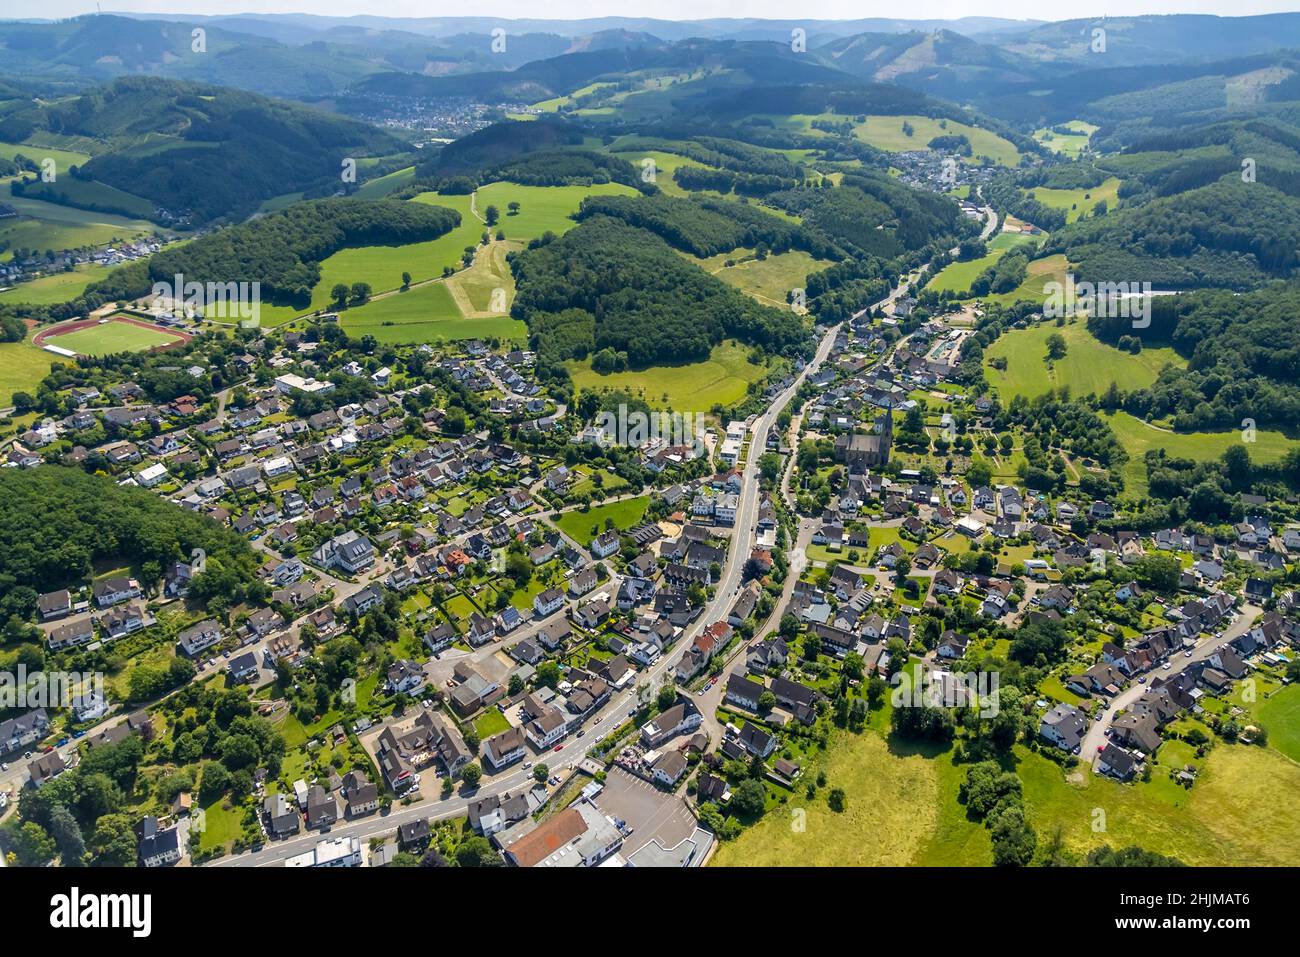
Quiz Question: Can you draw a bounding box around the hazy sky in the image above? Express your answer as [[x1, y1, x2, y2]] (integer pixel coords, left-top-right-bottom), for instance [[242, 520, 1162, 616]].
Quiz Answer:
[[15, 2, 1300, 23]]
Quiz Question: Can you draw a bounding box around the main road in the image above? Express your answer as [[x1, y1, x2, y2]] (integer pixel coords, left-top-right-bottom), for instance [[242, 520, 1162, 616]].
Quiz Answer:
[[211, 321, 843, 867]]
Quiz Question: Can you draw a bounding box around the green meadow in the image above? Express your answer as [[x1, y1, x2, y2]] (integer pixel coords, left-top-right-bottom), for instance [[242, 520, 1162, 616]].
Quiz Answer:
[[984, 320, 1183, 401], [566, 339, 771, 413], [927, 232, 1038, 295], [1025, 176, 1121, 223]]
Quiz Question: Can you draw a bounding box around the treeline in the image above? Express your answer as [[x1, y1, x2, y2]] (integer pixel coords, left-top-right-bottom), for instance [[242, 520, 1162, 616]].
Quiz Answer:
[[671, 165, 800, 197], [575, 192, 838, 259], [1089, 283, 1300, 430], [509, 216, 810, 371], [608, 134, 804, 179], [58, 199, 459, 316], [0, 466, 262, 607]]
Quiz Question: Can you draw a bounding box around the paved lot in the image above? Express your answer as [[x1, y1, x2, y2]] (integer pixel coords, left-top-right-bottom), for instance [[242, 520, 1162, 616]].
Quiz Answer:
[[595, 767, 696, 852]]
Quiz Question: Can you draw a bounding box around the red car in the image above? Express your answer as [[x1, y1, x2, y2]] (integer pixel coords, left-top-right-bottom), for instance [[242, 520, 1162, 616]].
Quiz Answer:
[[553, 744, 563, 752]]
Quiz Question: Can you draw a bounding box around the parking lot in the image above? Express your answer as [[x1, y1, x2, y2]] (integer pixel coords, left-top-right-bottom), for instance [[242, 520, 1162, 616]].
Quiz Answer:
[[594, 767, 697, 853]]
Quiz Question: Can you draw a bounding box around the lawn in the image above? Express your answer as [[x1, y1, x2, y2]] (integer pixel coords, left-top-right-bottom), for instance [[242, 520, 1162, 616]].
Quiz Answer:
[[984, 320, 1184, 401], [1105, 411, 1297, 498], [0, 335, 65, 406], [927, 232, 1038, 295], [690, 248, 828, 308], [1025, 176, 1121, 224], [554, 496, 650, 547], [474, 708, 511, 739], [566, 339, 772, 413], [45, 319, 184, 356]]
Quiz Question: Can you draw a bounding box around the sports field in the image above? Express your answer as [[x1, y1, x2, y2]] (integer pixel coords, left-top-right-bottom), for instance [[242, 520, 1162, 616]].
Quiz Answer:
[[927, 232, 1038, 295], [1025, 176, 1121, 223], [566, 339, 771, 413], [1105, 410, 1296, 498], [984, 321, 1183, 401], [41, 317, 186, 356]]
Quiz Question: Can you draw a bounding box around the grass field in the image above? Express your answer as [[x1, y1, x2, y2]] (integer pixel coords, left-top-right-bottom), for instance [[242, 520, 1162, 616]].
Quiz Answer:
[[45, 319, 184, 356], [975, 252, 1072, 308], [0, 335, 65, 406], [566, 339, 770, 413], [609, 149, 714, 198], [553, 496, 650, 546], [764, 113, 1020, 166], [475, 181, 637, 240], [1032, 121, 1098, 157], [0, 191, 156, 253], [340, 276, 525, 346], [927, 232, 1038, 295], [0, 140, 92, 175], [1018, 742, 1300, 866], [1105, 410, 1297, 498], [355, 165, 416, 199], [985, 321, 1183, 401], [251, 183, 634, 326], [0, 262, 115, 306], [1025, 176, 1121, 224], [691, 248, 825, 307], [18, 176, 156, 218], [1256, 685, 1300, 764]]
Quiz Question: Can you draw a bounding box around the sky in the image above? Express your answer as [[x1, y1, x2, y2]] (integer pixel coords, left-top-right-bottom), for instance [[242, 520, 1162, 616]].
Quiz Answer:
[[12, 1, 1300, 23]]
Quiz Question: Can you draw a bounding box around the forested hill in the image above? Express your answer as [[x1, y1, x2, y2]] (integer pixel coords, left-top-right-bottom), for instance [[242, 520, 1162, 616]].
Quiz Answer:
[[1089, 283, 1300, 432], [4, 76, 406, 224], [60, 199, 460, 317], [509, 216, 811, 377], [0, 466, 261, 607], [1044, 180, 1300, 290]]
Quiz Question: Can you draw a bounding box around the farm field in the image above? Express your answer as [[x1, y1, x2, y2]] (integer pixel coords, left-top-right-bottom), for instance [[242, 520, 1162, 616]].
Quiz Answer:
[[18, 176, 156, 218], [443, 240, 518, 317], [608, 148, 714, 198], [0, 140, 92, 174], [0, 335, 65, 406], [1105, 410, 1296, 498], [354, 165, 416, 198], [44, 317, 185, 356], [977, 252, 1070, 308], [474, 180, 637, 239], [985, 320, 1184, 401], [0, 192, 156, 252], [0, 262, 115, 306], [927, 232, 1038, 295], [763, 113, 1020, 166], [565, 339, 770, 413], [691, 248, 825, 307], [1025, 176, 1121, 223], [553, 496, 650, 547], [1032, 120, 1098, 157]]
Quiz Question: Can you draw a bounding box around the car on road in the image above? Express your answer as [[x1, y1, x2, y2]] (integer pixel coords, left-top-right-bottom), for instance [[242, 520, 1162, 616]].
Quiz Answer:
[[1162, 662, 1171, 670], [1097, 745, 1105, 753], [1138, 676, 1146, 683], [552, 744, 563, 752], [1185, 650, 1193, 658], [576, 730, 585, 738], [522, 762, 532, 770], [1, 762, 7, 772]]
